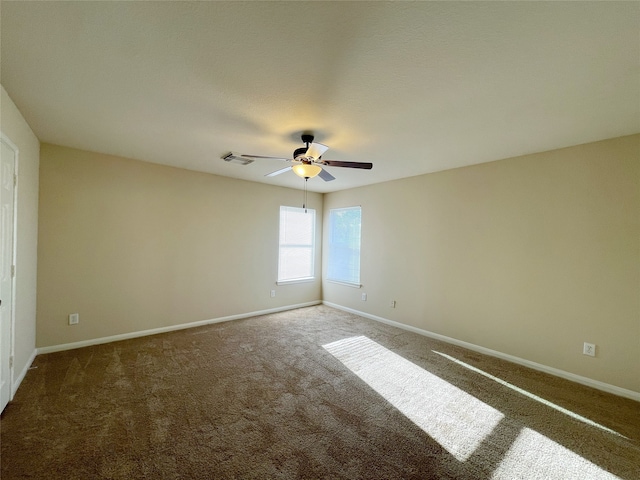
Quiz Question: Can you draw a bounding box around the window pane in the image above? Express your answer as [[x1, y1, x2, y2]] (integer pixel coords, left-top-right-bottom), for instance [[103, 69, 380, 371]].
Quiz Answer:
[[278, 206, 315, 282], [279, 247, 313, 279], [280, 208, 314, 245], [327, 206, 361, 285]]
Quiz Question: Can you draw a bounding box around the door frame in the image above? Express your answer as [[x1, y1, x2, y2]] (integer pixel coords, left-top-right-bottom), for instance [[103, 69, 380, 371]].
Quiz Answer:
[[1, 132, 18, 408]]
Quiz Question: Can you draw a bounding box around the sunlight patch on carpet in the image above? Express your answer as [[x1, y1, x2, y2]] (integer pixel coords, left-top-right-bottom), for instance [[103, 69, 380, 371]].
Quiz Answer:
[[432, 351, 625, 438], [323, 336, 503, 461], [491, 427, 620, 479]]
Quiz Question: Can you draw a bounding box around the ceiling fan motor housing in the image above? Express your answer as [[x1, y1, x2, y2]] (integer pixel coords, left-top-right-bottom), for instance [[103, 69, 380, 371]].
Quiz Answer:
[[293, 147, 309, 160]]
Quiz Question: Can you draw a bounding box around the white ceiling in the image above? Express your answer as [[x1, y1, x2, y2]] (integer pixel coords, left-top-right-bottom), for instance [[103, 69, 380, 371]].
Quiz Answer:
[[2, 1, 638, 193]]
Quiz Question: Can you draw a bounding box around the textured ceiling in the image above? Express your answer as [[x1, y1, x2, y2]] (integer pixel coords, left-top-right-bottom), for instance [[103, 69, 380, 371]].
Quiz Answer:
[[1, 1, 639, 193]]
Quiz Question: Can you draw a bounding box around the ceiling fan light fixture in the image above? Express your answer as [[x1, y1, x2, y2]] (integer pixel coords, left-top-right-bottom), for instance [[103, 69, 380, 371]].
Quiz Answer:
[[292, 163, 322, 179]]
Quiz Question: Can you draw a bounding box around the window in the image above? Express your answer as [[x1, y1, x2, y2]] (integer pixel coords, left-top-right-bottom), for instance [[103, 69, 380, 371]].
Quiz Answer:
[[278, 206, 316, 283], [327, 206, 361, 286]]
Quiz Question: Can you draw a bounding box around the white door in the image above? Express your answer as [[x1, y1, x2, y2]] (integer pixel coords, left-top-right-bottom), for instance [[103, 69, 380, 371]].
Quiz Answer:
[[0, 135, 17, 413]]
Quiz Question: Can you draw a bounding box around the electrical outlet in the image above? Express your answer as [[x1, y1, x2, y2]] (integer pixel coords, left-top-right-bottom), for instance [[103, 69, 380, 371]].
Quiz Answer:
[[69, 313, 79, 325], [270, 290, 276, 298], [583, 342, 596, 357], [390, 300, 396, 308], [361, 293, 367, 301]]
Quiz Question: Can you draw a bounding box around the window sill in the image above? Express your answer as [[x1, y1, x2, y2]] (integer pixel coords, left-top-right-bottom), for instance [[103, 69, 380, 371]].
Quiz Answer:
[[276, 277, 316, 286], [327, 279, 362, 288]]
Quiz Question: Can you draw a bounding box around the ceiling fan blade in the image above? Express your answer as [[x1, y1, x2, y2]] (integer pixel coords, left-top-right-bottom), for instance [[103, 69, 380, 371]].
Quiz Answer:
[[305, 142, 329, 160], [265, 166, 292, 177], [241, 154, 291, 161], [321, 160, 373, 170], [318, 168, 336, 182]]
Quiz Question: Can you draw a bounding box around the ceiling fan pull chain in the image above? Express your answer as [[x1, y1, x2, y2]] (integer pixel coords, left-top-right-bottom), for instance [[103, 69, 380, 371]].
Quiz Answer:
[[303, 178, 308, 213]]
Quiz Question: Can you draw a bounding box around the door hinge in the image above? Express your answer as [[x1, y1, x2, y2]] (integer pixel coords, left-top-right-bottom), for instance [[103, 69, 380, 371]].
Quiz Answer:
[[11, 265, 15, 277], [9, 356, 14, 369], [13, 174, 17, 187]]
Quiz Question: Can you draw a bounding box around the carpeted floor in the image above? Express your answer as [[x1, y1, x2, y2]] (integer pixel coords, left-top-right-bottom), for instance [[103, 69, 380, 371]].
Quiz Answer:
[[1, 305, 639, 479]]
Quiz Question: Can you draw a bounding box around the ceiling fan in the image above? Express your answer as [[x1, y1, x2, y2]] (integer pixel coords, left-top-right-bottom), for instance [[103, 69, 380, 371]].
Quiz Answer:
[[222, 133, 373, 182]]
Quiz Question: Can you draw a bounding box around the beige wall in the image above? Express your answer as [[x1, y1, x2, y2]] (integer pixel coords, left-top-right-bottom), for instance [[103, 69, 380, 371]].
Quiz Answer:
[[1, 85, 40, 380], [323, 135, 640, 393], [37, 144, 322, 347]]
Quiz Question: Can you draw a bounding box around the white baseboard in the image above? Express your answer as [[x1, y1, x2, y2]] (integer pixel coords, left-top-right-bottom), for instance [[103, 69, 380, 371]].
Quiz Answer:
[[323, 301, 640, 402], [12, 348, 37, 399], [38, 301, 322, 355]]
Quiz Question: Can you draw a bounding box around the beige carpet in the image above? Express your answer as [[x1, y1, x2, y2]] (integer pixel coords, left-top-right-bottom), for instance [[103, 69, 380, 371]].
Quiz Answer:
[[2, 305, 639, 479]]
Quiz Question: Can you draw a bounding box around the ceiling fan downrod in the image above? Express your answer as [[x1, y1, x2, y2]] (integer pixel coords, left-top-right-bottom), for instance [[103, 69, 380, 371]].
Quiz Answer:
[[295, 133, 315, 161], [301, 133, 314, 145]]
